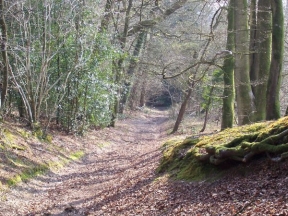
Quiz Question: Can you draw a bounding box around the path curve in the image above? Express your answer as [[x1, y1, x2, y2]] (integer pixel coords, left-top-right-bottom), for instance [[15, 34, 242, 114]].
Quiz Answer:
[[1, 109, 288, 215], [0, 110, 169, 216]]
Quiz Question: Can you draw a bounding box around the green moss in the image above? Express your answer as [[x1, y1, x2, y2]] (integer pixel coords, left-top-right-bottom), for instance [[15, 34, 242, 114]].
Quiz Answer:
[[158, 139, 220, 180], [7, 157, 27, 167], [49, 151, 84, 169], [256, 117, 288, 141], [19, 129, 30, 139], [48, 143, 65, 153], [48, 160, 66, 170], [42, 134, 53, 143], [2, 129, 15, 146], [47, 151, 84, 171], [69, 150, 85, 160], [6, 150, 85, 187], [10, 144, 26, 151], [7, 175, 21, 186], [32, 129, 43, 140], [31, 122, 47, 140], [158, 117, 288, 180], [157, 137, 199, 174], [7, 164, 49, 186], [177, 160, 219, 181]]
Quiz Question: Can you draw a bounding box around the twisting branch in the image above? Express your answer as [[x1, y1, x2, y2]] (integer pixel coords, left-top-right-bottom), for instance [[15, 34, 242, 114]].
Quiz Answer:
[[159, 6, 227, 80], [127, 0, 189, 36], [161, 51, 231, 79]]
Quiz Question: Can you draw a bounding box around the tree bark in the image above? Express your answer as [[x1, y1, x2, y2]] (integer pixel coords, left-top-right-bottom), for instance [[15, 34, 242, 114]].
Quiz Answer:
[[200, 86, 215, 132], [172, 83, 193, 134], [233, 0, 255, 125], [109, 0, 133, 127], [99, 0, 114, 33], [251, 0, 272, 121], [249, 0, 257, 77], [119, 31, 147, 113], [266, 0, 284, 120], [221, 0, 235, 130], [0, 0, 9, 109], [139, 78, 147, 107]]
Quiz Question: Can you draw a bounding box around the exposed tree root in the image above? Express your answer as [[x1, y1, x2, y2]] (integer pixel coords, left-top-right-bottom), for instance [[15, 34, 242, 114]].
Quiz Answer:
[[195, 123, 288, 165], [159, 117, 288, 174]]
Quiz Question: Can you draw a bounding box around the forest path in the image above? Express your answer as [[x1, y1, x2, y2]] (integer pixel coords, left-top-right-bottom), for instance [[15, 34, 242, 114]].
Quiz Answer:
[[1, 109, 287, 215], [0, 109, 172, 215]]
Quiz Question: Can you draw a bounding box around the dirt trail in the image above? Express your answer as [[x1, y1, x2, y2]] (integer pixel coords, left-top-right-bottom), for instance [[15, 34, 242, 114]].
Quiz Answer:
[[1, 109, 288, 215], [0, 109, 170, 216]]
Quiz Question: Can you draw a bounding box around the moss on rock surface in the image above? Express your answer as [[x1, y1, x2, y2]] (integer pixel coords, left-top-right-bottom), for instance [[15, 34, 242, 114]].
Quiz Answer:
[[158, 117, 288, 180]]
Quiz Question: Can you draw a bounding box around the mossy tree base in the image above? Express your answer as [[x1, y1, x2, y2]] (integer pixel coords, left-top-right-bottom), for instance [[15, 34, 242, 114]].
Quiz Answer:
[[158, 117, 288, 179]]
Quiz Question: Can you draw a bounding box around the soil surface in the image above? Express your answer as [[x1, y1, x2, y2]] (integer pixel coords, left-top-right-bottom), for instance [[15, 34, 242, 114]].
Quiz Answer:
[[0, 109, 288, 215]]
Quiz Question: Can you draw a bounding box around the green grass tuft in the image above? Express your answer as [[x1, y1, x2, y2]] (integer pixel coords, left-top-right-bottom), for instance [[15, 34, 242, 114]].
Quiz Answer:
[[7, 164, 49, 186], [69, 150, 85, 160], [6, 150, 85, 187]]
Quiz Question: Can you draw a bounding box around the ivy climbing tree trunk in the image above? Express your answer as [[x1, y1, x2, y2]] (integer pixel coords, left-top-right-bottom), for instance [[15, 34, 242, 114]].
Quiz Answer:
[[233, 0, 255, 125], [266, 0, 284, 120], [221, 0, 235, 130]]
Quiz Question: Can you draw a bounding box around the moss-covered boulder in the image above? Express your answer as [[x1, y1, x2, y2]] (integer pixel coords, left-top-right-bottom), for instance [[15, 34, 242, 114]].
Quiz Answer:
[[158, 116, 288, 180]]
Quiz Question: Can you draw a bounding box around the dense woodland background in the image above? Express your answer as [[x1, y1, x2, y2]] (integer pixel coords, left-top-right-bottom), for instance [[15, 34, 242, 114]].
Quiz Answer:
[[2, 2, 288, 214], [0, 0, 288, 135]]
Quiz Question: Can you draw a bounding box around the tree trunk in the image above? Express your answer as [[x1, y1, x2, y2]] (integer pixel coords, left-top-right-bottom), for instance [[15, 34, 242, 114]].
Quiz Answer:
[[249, 0, 257, 76], [200, 86, 215, 132], [171, 7, 223, 133], [0, 0, 9, 110], [233, 0, 255, 125], [251, 0, 272, 121], [139, 73, 147, 107], [109, 61, 121, 127], [109, 0, 133, 126], [119, 31, 147, 113], [172, 83, 193, 134], [127, 79, 139, 110], [249, 0, 259, 96], [266, 0, 284, 120], [99, 0, 114, 33], [221, 0, 235, 130], [17, 93, 25, 118]]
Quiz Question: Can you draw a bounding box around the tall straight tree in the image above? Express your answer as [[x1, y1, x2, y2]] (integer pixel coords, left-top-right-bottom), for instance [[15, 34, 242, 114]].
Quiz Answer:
[[233, 0, 255, 125], [99, 0, 114, 33], [250, 0, 272, 121], [118, 31, 147, 113], [0, 0, 9, 109], [221, 0, 235, 130], [266, 0, 284, 120], [109, 0, 133, 127], [249, 0, 257, 73]]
